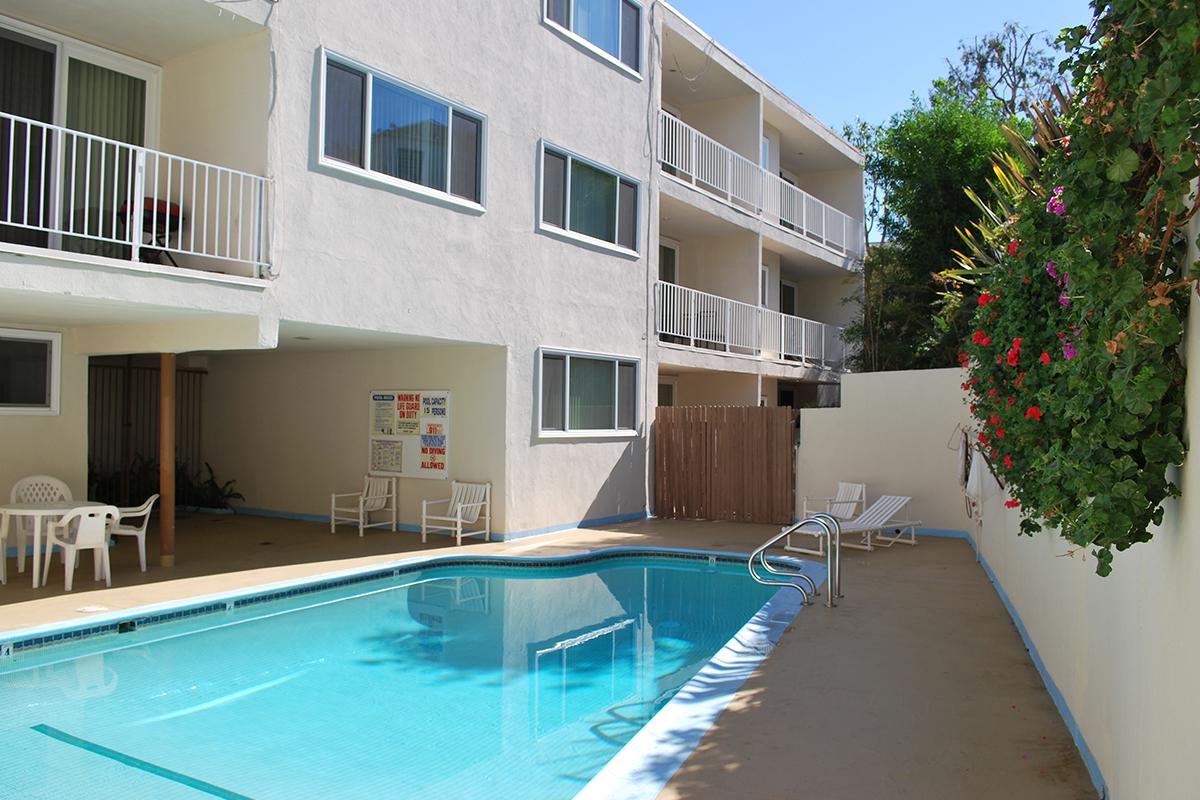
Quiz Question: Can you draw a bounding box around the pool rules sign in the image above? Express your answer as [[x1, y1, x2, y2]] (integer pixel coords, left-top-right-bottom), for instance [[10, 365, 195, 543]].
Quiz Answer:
[[368, 390, 450, 479]]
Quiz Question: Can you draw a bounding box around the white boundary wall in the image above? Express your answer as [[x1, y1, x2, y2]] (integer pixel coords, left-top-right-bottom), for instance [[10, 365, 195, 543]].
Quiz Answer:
[[796, 235, 1200, 798]]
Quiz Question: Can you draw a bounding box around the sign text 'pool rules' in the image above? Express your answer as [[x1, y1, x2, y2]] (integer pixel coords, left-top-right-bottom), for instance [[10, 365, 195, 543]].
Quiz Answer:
[[368, 390, 450, 480]]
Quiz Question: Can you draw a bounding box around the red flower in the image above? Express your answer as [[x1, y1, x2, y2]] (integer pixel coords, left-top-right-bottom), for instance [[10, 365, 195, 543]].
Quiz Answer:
[[987, 388, 997, 398], [1003, 454, 1013, 469], [1039, 352, 1051, 365], [1006, 350, 1020, 366], [969, 403, 977, 413], [995, 427, 1005, 439], [978, 432, 990, 445], [978, 291, 995, 307], [989, 413, 1001, 424], [972, 330, 992, 346], [1005, 499, 1020, 509], [1007, 240, 1019, 256], [1007, 397, 1015, 407], [1025, 406, 1044, 421]]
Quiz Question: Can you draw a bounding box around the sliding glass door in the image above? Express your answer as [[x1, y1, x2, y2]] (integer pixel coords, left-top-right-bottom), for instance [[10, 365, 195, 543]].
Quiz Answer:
[[0, 28, 55, 247], [0, 20, 153, 258]]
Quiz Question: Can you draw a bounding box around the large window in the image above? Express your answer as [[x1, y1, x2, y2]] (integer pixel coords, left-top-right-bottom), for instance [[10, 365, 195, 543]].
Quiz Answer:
[[321, 50, 485, 205], [540, 143, 638, 252], [0, 329, 60, 415], [545, 0, 641, 73], [540, 349, 638, 435]]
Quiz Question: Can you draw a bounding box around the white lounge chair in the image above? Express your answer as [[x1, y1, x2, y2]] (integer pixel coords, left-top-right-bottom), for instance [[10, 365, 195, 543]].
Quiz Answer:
[[112, 494, 159, 572], [330, 476, 397, 536], [786, 494, 920, 554], [792, 481, 866, 556], [41, 506, 120, 591], [10, 475, 72, 574], [422, 481, 491, 546]]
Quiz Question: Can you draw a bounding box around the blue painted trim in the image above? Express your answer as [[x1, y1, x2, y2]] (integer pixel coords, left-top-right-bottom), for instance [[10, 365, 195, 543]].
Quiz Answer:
[[495, 510, 649, 541], [32, 724, 250, 799], [974, 550, 1107, 797], [234, 506, 649, 541]]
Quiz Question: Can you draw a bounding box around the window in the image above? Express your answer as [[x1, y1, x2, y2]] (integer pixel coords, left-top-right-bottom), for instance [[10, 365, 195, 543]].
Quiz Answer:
[[540, 143, 638, 252], [0, 329, 60, 415], [321, 50, 485, 205], [539, 349, 638, 435], [544, 0, 641, 73]]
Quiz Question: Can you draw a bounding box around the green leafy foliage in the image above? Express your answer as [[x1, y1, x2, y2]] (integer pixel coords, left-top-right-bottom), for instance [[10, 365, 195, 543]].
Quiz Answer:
[[944, 0, 1200, 574]]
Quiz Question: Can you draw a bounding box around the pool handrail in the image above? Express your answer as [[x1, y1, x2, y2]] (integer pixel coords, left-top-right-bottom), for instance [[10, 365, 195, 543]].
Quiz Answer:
[[748, 514, 842, 608]]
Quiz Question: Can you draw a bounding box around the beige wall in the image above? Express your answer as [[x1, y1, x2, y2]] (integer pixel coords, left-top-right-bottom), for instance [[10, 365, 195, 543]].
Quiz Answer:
[[672, 371, 758, 406], [0, 325, 88, 501], [796, 367, 972, 530], [676, 232, 760, 305], [201, 344, 508, 530]]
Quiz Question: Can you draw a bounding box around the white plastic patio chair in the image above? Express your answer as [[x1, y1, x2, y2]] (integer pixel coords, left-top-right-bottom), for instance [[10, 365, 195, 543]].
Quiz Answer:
[[786, 495, 920, 554], [422, 481, 491, 546], [10, 475, 72, 574], [112, 494, 159, 572], [330, 476, 397, 536], [40, 505, 120, 592], [793, 481, 866, 555]]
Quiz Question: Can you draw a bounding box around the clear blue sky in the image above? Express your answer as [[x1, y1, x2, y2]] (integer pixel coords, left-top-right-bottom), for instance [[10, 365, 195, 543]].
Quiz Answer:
[[666, 0, 1094, 131]]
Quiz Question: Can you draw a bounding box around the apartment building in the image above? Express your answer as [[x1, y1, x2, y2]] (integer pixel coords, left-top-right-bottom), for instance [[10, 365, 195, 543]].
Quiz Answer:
[[0, 0, 863, 539]]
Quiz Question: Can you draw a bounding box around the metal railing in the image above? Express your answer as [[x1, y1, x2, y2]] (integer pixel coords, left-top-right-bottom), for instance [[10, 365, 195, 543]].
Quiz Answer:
[[655, 280, 848, 370], [0, 110, 271, 277], [748, 513, 842, 607], [658, 111, 865, 259]]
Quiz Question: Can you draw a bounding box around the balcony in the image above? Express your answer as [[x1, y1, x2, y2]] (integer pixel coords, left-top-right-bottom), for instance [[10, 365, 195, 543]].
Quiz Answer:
[[0, 110, 270, 279], [658, 111, 864, 260], [655, 281, 847, 371]]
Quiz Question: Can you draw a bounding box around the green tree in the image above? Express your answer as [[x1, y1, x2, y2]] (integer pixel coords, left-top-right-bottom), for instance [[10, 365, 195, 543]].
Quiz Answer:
[[843, 95, 1016, 371]]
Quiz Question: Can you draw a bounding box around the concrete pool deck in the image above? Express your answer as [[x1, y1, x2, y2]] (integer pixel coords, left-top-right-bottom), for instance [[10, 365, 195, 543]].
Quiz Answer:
[[0, 514, 1096, 799]]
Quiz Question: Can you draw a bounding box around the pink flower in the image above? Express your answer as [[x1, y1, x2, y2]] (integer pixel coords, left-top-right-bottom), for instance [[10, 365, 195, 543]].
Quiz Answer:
[[1062, 341, 1077, 360], [1046, 186, 1067, 217]]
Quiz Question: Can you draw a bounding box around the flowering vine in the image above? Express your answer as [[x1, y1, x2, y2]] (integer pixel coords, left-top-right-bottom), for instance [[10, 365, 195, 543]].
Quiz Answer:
[[940, 0, 1199, 575]]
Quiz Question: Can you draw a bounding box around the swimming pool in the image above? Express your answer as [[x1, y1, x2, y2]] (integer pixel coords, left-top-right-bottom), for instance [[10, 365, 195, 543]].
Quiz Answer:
[[0, 549, 816, 799]]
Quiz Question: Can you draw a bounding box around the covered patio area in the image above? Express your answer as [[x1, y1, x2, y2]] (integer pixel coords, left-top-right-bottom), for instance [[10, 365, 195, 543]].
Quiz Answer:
[[0, 515, 1094, 799]]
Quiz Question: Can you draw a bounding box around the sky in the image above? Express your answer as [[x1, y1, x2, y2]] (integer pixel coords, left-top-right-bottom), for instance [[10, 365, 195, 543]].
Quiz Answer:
[[666, 0, 1094, 132]]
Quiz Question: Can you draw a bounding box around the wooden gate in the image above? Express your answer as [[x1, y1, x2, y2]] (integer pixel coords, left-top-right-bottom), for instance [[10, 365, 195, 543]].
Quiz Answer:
[[654, 405, 795, 525]]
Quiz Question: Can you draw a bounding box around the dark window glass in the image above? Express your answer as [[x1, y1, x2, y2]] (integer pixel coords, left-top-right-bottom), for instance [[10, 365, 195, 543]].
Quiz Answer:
[[0, 337, 50, 407], [370, 78, 448, 191], [617, 361, 636, 429], [323, 61, 365, 166], [569, 160, 617, 242], [617, 179, 637, 250], [547, 0, 570, 27], [542, 149, 567, 227], [541, 354, 566, 430], [620, 1, 640, 70], [450, 111, 482, 202]]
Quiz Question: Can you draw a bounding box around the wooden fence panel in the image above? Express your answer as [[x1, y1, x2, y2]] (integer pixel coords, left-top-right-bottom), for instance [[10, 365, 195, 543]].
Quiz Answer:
[[654, 405, 794, 525]]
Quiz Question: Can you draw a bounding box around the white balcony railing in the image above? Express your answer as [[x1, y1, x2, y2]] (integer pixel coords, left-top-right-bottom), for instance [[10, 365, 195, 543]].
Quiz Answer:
[[0, 110, 270, 277], [655, 281, 848, 370], [658, 111, 865, 259]]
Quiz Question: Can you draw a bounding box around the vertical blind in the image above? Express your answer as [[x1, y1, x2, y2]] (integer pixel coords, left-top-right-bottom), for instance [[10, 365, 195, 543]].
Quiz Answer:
[[370, 79, 448, 192], [542, 145, 638, 251], [324, 61, 365, 166], [0, 29, 55, 248], [541, 352, 637, 433]]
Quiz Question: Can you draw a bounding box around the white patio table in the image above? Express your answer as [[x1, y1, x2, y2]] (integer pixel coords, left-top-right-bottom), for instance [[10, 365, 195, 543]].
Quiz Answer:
[[0, 501, 105, 589]]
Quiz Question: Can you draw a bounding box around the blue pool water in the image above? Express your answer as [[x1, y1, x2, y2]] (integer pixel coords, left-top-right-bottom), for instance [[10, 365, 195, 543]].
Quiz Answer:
[[0, 554, 785, 799]]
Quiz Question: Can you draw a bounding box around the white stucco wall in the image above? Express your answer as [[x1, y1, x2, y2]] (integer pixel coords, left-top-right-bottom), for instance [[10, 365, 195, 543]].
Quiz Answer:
[[671, 371, 757, 406], [795, 368, 973, 531], [796, 292, 1200, 800], [0, 324, 88, 500]]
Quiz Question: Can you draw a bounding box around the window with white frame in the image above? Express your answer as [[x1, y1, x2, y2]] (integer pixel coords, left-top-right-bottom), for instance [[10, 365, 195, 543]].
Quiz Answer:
[[540, 143, 638, 252], [540, 349, 638, 435], [545, 0, 641, 72], [321, 50, 485, 205], [0, 329, 60, 414]]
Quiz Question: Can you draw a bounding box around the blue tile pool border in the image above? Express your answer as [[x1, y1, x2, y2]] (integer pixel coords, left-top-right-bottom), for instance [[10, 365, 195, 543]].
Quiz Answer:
[[0, 546, 815, 657]]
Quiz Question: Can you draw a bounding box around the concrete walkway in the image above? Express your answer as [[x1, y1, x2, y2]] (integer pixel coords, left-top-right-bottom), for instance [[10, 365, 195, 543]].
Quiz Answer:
[[0, 515, 1095, 798]]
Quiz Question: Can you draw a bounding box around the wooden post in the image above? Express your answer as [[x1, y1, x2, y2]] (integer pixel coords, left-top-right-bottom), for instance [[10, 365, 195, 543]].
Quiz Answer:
[[159, 353, 176, 568]]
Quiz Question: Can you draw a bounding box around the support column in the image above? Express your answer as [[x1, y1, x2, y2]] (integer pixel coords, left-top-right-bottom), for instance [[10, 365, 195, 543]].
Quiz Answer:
[[159, 353, 176, 568]]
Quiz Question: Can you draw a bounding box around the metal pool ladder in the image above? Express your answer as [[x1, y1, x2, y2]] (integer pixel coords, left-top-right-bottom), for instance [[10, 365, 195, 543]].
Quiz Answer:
[[748, 514, 843, 608]]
